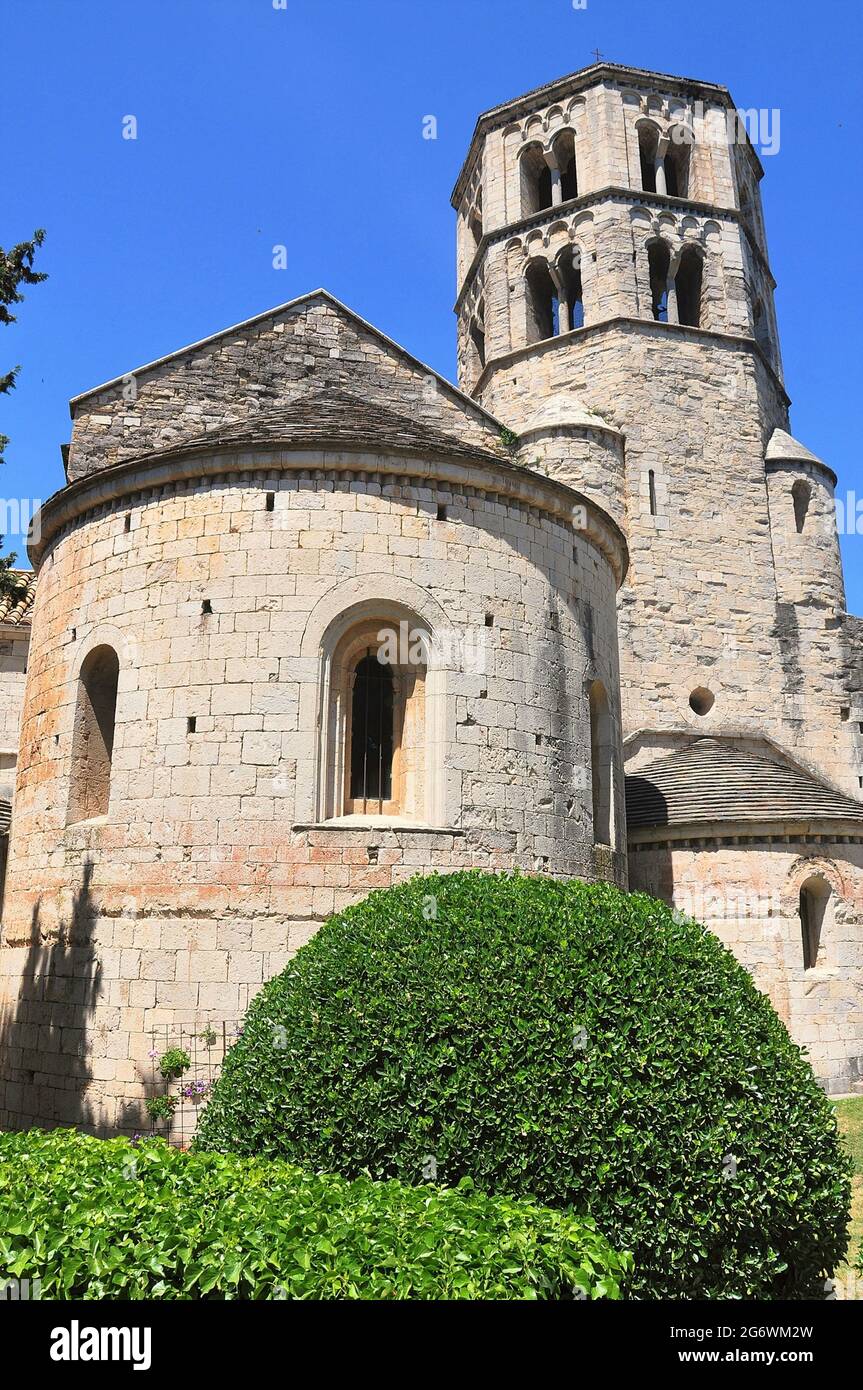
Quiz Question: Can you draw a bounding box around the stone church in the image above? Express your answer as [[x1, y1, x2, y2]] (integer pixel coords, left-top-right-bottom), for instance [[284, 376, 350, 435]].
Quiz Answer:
[[1, 61, 862, 1135]]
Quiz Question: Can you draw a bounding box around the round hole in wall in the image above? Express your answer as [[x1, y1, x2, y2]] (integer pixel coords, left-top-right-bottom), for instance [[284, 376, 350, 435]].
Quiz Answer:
[[689, 687, 715, 716]]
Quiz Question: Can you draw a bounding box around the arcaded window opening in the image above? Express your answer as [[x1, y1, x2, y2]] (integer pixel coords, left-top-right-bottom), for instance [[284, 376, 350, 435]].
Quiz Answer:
[[468, 191, 483, 249], [752, 296, 772, 358], [799, 876, 831, 970], [470, 299, 486, 369], [553, 129, 578, 201], [675, 246, 704, 328], [67, 645, 119, 824], [525, 259, 558, 343], [792, 480, 812, 534], [638, 124, 659, 193], [664, 132, 692, 198], [648, 241, 671, 322], [589, 680, 614, 848], [556, 248, 584, 331], [520, 144, 552, 216]]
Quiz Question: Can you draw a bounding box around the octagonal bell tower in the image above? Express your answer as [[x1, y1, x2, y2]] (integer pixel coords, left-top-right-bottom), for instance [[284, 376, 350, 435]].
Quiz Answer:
[[451, 62, 854, 796]]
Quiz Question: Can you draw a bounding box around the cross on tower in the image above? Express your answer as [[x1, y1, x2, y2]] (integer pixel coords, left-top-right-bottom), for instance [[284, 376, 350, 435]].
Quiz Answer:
[[591, 48, 604, 62]]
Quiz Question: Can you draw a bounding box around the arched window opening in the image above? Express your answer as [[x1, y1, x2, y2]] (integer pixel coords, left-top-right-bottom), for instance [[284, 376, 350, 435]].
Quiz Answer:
[[648, 468, 657, 516], [349, 653, 394, 809], [648, 241, 670, 322], [469, 316, 486, 370], [675, 246, 703, 328], [525, 259, 558, 343], [556, 248, 584, 332], [468, 191, 483, 249], [553, 129, 578, 201], [664, 132, 691, 198], [753, 296, 771, 357], [520, 144, 553, 216], [67, 645, 119, 824], [589, 680, 614, 847], [799, 876, 831, 970], [792, 480, 812, 534], [638, 125, 659, 193], [323, 615, 430, 822]]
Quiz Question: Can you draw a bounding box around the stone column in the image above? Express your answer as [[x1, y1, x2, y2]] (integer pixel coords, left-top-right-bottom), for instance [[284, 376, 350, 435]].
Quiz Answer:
[[547, 153, 563, 207], [655, 136, 669, 196]]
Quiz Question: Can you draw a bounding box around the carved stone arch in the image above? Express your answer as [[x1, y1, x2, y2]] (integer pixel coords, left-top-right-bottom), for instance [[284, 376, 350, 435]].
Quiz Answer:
[[74, 623, 139, 686], [524, 227, 547, 254], [546, 219, 572, 245]]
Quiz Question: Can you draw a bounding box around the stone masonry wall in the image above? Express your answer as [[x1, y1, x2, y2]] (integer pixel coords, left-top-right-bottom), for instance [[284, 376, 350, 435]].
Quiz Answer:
[[629, 836, 863, 1094], [0, 446, 624, 1133]]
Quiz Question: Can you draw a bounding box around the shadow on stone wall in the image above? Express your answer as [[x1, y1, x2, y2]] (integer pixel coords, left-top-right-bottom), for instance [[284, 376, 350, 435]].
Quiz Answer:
[[0, 860, 104, 1133]]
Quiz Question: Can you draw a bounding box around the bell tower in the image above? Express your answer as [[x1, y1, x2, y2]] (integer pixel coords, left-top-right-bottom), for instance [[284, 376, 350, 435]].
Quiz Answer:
[[450, 63, 856, 796], [452, 61, 782, 406]]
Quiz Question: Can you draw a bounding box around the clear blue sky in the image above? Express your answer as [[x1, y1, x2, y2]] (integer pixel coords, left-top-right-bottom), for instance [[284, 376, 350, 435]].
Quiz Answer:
[[4, 0, 862, 602]]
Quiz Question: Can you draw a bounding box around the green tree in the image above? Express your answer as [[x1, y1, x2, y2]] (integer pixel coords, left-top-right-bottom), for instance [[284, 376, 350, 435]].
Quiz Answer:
[[0, 228, 47, 596]]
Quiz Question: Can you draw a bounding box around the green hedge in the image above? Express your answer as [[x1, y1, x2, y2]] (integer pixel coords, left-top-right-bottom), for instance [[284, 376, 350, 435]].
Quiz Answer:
[[195, 871, 851, 1300], [0, 1128, 628, 1300]]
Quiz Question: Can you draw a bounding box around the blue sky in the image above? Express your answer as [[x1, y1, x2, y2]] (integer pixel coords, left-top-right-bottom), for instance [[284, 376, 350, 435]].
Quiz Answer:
[[4, 0, 863, 603]]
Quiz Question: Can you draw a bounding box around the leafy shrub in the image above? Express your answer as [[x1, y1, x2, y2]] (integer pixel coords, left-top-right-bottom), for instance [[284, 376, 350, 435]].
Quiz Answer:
[[158, 1048, 190, 1079], [195, 871, 851, 1299], [0, 1128, 627, 1300]]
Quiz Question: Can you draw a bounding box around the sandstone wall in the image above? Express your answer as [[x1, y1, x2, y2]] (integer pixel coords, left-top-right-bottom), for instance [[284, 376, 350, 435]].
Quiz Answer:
[[629, 835, 863, 1094], [0, 446, 625, 1133]]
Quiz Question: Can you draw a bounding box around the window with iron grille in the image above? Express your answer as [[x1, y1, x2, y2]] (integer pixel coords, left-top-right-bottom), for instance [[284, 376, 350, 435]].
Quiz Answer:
[[349, 653, 395, 805]]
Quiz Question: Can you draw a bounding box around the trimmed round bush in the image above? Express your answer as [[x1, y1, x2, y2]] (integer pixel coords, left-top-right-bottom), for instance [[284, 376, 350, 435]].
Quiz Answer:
[[0, 1128, 626, 1300], [195, 872, 851, 1299]]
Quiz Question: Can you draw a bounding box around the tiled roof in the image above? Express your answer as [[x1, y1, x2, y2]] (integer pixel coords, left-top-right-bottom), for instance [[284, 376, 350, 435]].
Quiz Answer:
[[0, 570, 36, 628], [626, 738, 863, 830], [130, 389, 504, 467]]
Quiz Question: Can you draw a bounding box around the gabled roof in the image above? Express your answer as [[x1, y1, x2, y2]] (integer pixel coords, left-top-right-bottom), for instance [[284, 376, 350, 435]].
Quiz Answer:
[[68, 288, 502, 434], [0, 570, 36, 629], [121, 388, 504, 468], [625, 738, 863, 831]]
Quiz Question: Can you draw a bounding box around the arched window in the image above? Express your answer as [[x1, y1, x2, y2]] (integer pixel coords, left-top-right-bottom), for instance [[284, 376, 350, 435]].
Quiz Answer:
[[555, 247, 584, 331], [753, 296, 771, 358], [553, 129, 578, 201], [648, 241, 671, 322], [638, 124, 659, 193], [589, 680, 614, 847], [648, 468, 657, 516], [468, 191, 483, 249], [469, 299, 486, 369], [525, 259, 558, 342], [520, 144, 552, 216], [792, 480, 812, 534], [349, 653, 395, 810], [322, 616, 429, 820], [67, 645, 119, 824], [675, 245, 704, 328], [799, 876, 831, 970], [664, 130, 692, 198]]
